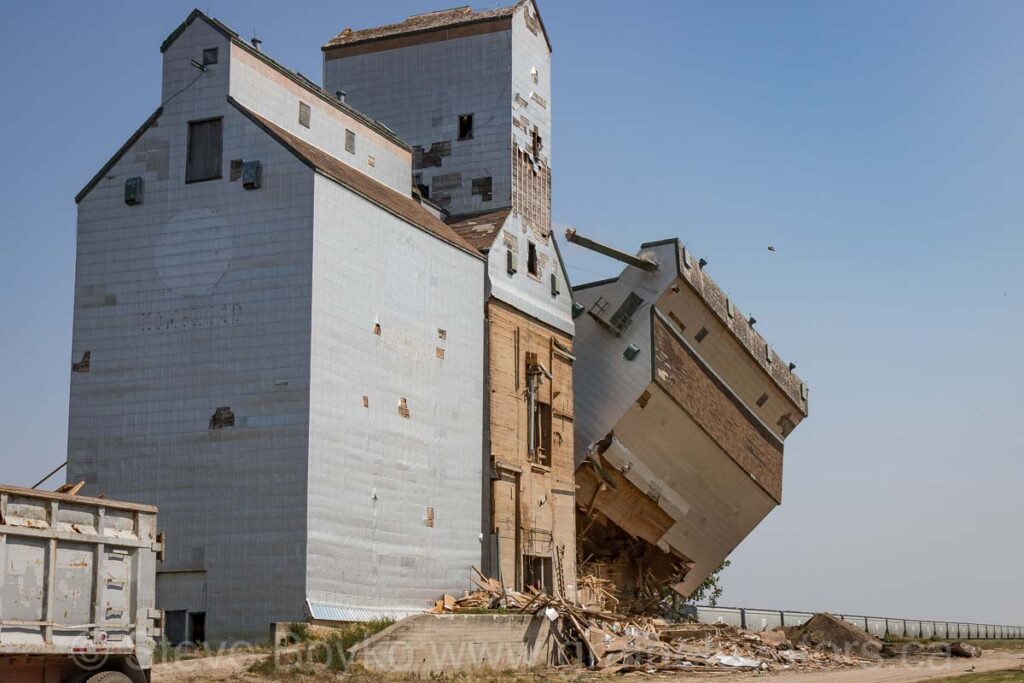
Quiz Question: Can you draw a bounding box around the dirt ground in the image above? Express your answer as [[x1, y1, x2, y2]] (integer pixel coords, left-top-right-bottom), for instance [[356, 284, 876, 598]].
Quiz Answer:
[[151, 649, 1024, 683]]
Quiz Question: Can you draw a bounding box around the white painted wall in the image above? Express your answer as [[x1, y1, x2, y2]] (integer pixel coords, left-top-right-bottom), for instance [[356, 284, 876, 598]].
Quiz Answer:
[[69, 14, 488, 640], [511, 0, 551, 164], [306, 174, 486, 615], [69, 17, 317, 641], [487, 214, 573, 335], [324, 28, 513, 217], [570, 242, 679, 462], [230, 44, 411, 193]]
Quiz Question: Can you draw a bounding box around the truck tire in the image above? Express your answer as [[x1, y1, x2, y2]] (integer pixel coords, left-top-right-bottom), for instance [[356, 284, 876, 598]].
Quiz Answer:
[[85, 673, 133, 683]]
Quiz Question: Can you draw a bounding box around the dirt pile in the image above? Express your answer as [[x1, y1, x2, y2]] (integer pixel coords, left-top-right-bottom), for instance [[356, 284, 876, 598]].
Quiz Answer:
[[785, 613, 884, 660], [945, 642, 983, 658]]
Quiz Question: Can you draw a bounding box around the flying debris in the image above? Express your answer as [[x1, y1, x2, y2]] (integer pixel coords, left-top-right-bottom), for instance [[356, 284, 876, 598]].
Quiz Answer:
[[767, 245, 776, 252]]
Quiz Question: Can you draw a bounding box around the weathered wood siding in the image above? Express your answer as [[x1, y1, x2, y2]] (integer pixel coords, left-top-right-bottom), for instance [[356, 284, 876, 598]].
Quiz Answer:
[[488, 299, 575, 597]]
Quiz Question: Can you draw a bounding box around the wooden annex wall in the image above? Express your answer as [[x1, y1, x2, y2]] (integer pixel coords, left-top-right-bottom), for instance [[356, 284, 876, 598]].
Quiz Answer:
[[487, 299, 576, 599]]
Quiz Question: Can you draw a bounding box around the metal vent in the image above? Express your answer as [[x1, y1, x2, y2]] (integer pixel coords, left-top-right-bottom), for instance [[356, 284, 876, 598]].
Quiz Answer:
[[242, 161, 262, 189], [124, 177, 143, 205]]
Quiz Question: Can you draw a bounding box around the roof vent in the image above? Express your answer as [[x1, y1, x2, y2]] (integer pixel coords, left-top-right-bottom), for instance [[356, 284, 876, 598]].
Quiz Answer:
[[250, 37, 262, 51], [336, 90, 347, 103]]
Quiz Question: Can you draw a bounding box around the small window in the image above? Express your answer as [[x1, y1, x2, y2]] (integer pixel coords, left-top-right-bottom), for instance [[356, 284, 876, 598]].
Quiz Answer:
[[609, 292, 643, 331], [531, 67, 539, 85], [414, 173, 430, 198], [756, 393, 769, 407], [458, 114, 474, 140], [527, 242, 538, 275], [186, 118, 223, 183], [534, 401, 552, 466], [695, 327, 709, 343], [345, 129, 355, 154], [589, 296, 610, 318], [471, 176, 492, 201], [299, 101, 311, 128], [202, 48, 218, 65]]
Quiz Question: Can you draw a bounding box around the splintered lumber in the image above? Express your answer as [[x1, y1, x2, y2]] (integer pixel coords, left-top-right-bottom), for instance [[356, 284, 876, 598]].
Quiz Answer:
[[439, 570, 880, 673], [55, 481, 85, 496]]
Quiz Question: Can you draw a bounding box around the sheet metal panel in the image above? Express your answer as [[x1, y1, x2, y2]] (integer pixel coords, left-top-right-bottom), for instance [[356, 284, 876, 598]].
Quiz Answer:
[[933, 622, 948, 639], [744, 609, 783, 632], [842, 615, 868, 632], [887, 619, 906, 638], [782, 612, 813, 627], [920, 621, 935, 639], [865, 617, 887, 638], [904, 620, 922, 638], [692, 606, 744, 628], [307, 600, 420, 623], [69, 35, 317, 642]]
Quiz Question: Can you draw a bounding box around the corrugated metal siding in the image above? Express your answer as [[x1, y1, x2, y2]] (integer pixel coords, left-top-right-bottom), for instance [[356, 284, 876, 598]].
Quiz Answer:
[[324, 29, 513, 219], [69, 19, 314, 642], [686, 609, 1023, 640], [782, 612, 813, 627], [842, 615, 868, 632], [304, 174, 485, 616], [307, 600, 420, 623], [865, 618, 887, 638], [690, 606, 743, 628], [744, 610, 783, 632], [887, 619, 906, 638]]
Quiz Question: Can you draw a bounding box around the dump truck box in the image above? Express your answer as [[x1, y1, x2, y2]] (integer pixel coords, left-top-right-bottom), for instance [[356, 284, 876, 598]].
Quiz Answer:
[[0, 484, 162, 683]]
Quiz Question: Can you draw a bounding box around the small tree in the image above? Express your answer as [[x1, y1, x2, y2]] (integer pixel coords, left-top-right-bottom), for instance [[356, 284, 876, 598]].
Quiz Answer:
[[686, 560, 730, 607]]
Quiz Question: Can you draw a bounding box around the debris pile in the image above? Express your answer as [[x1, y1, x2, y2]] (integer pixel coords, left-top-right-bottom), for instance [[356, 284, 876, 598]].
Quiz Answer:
[[576, 572, 619, 613], [784, 613, 884, 660], [432, 569, 877, 673]]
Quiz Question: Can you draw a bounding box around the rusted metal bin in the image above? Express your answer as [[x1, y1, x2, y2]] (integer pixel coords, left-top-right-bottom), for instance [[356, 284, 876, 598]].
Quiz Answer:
[[0, 484, 162, 683]]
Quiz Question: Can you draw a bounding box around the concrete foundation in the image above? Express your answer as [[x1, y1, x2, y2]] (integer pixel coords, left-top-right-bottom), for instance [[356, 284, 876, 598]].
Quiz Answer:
[[349, 613, 554, 674]]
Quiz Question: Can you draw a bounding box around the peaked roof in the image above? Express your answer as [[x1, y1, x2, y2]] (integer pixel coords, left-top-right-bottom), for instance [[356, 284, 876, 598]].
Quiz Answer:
[[323, 0, 551, 52], [76, 107, 163, 204], [447, 209, 575, 294], [162, 9, 409, 150], [227, 97, 483, 260], [447, 209, 512, 252]]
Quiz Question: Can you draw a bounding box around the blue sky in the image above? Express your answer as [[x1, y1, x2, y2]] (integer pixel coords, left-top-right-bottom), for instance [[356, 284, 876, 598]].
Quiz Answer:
[[1, 0, 1021, 624]]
